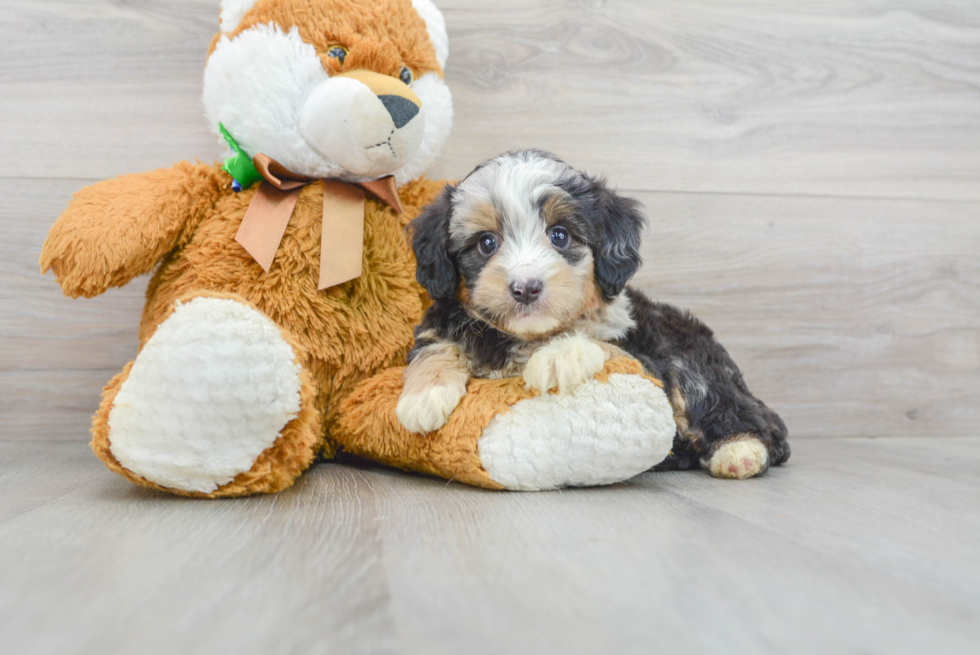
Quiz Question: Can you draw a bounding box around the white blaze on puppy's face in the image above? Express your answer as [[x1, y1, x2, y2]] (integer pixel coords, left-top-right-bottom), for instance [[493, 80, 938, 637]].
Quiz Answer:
[[449, 153, 602, 338]]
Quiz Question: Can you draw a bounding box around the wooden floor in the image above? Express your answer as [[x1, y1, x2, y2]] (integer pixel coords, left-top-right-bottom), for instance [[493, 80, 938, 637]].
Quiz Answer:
[[1, 438, 978, 654], [2, 1, 980, 653]]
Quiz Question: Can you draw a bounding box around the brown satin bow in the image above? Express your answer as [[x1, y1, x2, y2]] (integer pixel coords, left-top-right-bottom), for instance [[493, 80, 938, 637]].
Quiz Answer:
[[234, 153, 404, 290]]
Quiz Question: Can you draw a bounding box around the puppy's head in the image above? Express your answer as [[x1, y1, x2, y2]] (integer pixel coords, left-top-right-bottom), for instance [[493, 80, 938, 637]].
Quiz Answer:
[[412, 150, 646, 338]]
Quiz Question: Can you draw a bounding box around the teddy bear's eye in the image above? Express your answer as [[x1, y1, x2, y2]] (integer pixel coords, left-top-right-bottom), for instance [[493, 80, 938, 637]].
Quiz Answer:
[[327, 46, 348, 65], [399, 66, 414, 86]]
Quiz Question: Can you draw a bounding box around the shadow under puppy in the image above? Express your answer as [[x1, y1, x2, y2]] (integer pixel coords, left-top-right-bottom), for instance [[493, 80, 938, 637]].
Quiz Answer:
[[398, 150, 790, 479]]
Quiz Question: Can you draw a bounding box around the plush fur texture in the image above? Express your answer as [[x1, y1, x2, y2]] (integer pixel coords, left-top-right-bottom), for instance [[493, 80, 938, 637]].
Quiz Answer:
[[43, 0, 456, 497], [42, 1, 677, 496], [478, 370, 674, 491], [67, 170, 440, 497], [57, 157, 673, 495], [410, 0, 449, 68], [91, 291, 323, 498], [401, 150, 790, 478], [205, 0, 452, 184], [338, 357, 670, 490], [107, 296, 304, 493], [220, 0, 261, 32]]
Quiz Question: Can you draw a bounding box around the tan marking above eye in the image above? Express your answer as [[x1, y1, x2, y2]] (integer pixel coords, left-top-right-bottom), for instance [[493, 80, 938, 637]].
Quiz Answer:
[[454, 202, 501, 236], [541, 194, 576, 227]]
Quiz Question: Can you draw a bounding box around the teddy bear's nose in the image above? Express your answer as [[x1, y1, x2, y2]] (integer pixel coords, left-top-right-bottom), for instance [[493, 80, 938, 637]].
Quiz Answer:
[[378, 94, 420, 129]]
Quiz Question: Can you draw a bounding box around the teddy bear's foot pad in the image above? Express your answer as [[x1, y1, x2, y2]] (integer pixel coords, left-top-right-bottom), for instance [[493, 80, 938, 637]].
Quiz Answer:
[[477, 373, 675, 491], [106, 297, 303, 493]]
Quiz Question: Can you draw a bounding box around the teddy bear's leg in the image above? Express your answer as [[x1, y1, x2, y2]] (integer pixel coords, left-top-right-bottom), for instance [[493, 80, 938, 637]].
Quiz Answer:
[[336, 358, 676, 491], [90, 294, 321, 497]]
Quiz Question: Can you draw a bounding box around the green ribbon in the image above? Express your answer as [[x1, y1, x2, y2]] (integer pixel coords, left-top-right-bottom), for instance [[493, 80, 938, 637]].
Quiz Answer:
[[219, 123, 263, 190]]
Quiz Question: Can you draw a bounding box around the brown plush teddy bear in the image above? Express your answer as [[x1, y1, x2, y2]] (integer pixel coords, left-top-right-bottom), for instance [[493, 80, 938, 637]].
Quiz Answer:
[[40, 0, 676, 497]]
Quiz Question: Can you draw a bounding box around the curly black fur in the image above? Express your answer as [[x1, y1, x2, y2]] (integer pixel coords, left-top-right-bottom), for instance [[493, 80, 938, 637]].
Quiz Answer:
[[407, 150, 790, 475], [412, 183, 458, 300], [616, 288, 790, 472]]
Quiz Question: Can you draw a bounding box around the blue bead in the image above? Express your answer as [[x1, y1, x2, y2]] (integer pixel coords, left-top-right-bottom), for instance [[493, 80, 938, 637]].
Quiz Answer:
[[232, 179, 242, 193]]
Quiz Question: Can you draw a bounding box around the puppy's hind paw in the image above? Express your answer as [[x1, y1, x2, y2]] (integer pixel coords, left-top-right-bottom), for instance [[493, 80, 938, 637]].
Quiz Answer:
[[706, 435, 769, 479], [524, 334, 610, 394], [396, 383, 466, 434]]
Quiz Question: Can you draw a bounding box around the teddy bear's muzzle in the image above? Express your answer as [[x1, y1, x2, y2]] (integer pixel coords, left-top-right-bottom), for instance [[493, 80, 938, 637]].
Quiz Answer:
[[299, 69, 425, 178]]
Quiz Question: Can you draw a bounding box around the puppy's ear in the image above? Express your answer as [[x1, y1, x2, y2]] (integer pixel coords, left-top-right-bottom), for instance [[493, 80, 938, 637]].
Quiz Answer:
[[410, 184, 458, 300], [589, 178, 646, 300]]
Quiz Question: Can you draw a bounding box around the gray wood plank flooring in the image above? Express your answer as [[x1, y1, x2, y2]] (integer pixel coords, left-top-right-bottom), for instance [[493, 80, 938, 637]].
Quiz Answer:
[[1, 438, 977, 655]]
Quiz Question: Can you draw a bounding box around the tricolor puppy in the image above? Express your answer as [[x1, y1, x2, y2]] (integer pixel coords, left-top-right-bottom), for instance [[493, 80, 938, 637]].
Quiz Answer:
[[398, 150, 790, 479]]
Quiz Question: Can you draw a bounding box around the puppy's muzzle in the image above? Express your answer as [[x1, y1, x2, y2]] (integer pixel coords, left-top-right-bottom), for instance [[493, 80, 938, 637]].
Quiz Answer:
[[510, 279, 543, 305]]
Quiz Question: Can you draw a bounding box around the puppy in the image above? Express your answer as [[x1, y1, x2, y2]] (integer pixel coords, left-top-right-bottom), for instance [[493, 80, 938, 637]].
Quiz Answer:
[[397, 150, 790, 479]]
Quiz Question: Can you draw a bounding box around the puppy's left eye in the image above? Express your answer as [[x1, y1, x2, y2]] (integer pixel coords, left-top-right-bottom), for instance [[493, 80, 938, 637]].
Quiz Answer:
[[399, 66, 414, 86], [477, 232, 498, 256], [549, 226, 570, 249]]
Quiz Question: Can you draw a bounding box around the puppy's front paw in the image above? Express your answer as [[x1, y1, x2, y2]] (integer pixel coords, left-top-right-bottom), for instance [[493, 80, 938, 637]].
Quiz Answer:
[[397, 383, 466, 434], [524, 335, 610, 394]]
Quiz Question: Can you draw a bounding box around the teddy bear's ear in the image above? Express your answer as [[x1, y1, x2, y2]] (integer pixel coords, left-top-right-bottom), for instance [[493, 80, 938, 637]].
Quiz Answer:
[[411, 0, 449, 69], [220, 0, 261, 34]]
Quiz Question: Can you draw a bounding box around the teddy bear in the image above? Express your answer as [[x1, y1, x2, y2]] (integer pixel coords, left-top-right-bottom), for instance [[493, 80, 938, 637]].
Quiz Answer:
[[39, 0, 676, 497]]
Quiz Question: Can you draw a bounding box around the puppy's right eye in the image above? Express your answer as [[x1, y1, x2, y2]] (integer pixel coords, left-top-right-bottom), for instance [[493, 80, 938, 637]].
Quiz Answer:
[[477, 233, 498, 256]]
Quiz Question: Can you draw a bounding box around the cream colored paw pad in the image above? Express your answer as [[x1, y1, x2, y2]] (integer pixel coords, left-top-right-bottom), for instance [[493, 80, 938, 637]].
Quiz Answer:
[[478, 374, 675, 491], [707, 437, 769, 479], [108, 297, 302, 493]]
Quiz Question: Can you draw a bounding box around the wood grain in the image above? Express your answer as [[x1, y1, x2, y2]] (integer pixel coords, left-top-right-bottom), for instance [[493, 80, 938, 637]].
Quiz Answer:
[[0, 0, 223, 181], [634, 191, 980, 438], [431, 0, 980, 200], [2, 0, 979, 442], [1, 439, 978, 654], [3, 1, 979, 199]]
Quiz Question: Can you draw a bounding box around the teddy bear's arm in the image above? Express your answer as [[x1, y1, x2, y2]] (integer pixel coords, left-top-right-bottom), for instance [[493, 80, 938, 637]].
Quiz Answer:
[[40, 161, 226, 298]]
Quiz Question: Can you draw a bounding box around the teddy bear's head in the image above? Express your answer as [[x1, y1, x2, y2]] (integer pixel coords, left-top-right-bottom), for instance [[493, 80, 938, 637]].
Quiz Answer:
[[204, 0, 451, 185]]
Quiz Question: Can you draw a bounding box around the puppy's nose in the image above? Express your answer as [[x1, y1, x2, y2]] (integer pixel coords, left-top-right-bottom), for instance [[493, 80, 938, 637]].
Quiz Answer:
[[510, 279, 543, 305], [378, 94, 420, 129]]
